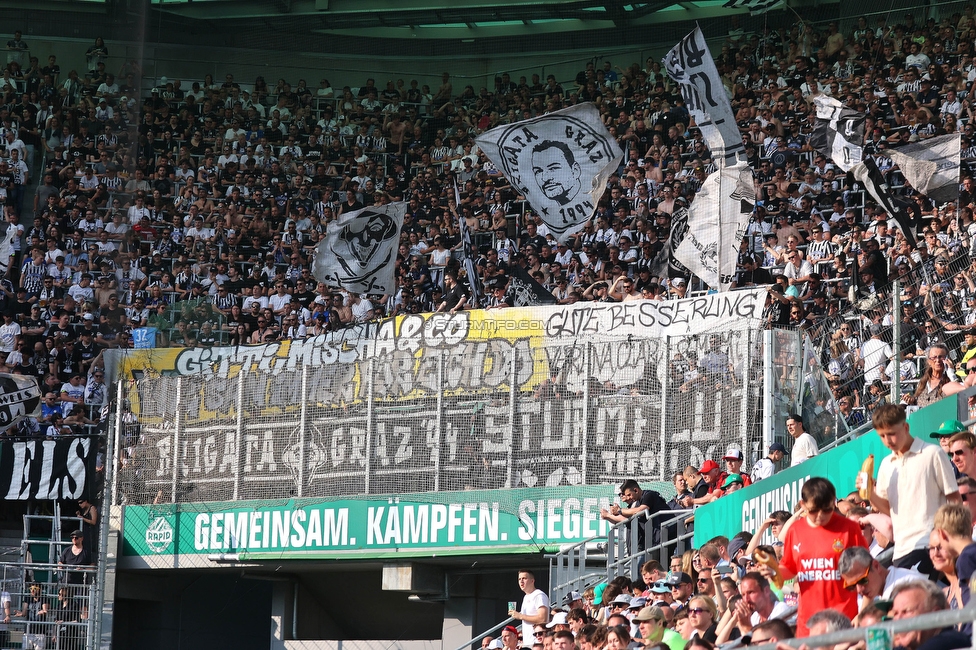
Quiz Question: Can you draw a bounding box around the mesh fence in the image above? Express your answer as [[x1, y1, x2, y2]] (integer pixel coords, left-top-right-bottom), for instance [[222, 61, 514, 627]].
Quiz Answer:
[[113, 307, 770, 506]]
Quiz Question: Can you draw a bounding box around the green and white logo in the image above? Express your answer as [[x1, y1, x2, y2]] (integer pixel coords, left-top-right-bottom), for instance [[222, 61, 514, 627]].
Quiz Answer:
[[145, 516, 174, 553]]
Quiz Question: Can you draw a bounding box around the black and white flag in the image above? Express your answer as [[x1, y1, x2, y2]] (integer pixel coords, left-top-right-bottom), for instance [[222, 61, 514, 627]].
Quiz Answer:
[[0, 437, 96, 500], [0, 374, 41, 427], [722, 0, 784, 13], [648, 208, 691, 280], [673, 162, 756, 290], [851, 157, 918, 248], [664, 27, 745, 166], [311, 202, 406, 294], [887, 134, 961, 204], [475, 103, 622, 244], [455, 182, 483, 308], [507, 265, 557, 307], [810, 95, 865, 172]]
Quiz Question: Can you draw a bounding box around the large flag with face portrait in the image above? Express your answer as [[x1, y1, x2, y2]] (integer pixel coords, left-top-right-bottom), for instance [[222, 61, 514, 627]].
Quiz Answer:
[[475, 103, 623, 244], [311, 203, 406, 294], [673, 161, 756, 290], [664, 27, 745, 167]]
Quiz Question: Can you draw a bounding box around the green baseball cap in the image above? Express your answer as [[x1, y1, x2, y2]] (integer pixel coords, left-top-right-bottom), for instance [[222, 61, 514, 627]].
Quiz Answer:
[[929, 419, 968, 441]]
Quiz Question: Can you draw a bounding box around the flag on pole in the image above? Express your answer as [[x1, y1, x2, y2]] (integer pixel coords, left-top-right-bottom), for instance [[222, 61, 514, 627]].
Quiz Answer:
[[454, 181, 483, 308], [887, 134, 961, 204], [810, 95, 865, 172], [673, 162, 756, 290], [311, 202, 406, 294], [722, 0, 784, 13], [664, 27, 745, 167], [507, 265, 557, 307], [850, 157, 918, 248], [475, 103, 622, 244], [648, 207, 692, 280]]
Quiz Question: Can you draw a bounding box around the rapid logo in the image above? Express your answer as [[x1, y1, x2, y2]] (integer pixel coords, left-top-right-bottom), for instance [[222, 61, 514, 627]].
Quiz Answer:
[[146, 516, 174, 553]]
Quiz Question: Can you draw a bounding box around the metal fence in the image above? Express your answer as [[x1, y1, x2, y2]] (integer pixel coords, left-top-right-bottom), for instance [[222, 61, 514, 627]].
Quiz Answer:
[[113, 323, 770, 506], [0, 562, 97, 650]]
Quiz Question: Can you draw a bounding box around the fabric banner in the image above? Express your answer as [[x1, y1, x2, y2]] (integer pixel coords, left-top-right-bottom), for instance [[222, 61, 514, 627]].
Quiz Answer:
[[664, 27, 744, 166], [0, 374, 41, 427], [887, 134, 961, 204], [722, 0, 784, 12], [674, 162, 756, 290], [0, 436, 97, 500], [649, 207, 692, 280], [311, 202, 406, 294], [475, 103, 622, 243], [851, 157, 918, 248], [507, 265, 557, 306], [810, 95, 865, 172]]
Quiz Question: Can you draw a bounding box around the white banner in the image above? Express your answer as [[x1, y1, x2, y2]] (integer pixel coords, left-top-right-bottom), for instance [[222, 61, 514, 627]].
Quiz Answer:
[[811, 95, 864, 172], [475, 103, 623, 243], [674, 162, 756, 290], [664, 27, 744, 166], [311, 203, 406, 294], [888, 134, 960, 204]]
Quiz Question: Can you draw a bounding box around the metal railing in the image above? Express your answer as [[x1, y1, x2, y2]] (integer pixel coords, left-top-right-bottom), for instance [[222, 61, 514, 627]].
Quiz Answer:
[[754, 604, 976, 650], [607, 509, 694, 582], [547, 537, 608, 609], [0, 561, 98, 650], [450, 615, 515, 650]]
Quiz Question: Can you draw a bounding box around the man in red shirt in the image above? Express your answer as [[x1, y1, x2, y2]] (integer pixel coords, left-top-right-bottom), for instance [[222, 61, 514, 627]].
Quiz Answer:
[[777, 477, 867, 636]]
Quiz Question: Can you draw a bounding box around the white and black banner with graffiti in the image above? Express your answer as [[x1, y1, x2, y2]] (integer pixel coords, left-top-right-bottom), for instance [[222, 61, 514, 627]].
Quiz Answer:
[[664, 27, 744, 166], [674, 162, 756, 290], [475, 103, 623, 243], [0, 437, 96, 500], [311, 203, 406, 294], [810, 95, 865, 172], [113, 291, 770, 503], [888, 134, 961, 204], [508, 265, 558, 307]]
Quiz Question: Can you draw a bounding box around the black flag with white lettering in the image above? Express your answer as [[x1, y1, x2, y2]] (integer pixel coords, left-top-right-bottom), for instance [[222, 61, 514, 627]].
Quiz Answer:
[[507, 265, 557, 307], [0, 437, 97, 500]]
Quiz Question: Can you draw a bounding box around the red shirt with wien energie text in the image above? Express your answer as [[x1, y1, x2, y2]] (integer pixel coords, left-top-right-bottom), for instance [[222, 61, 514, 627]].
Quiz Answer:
[[779, 512, 867, 636]]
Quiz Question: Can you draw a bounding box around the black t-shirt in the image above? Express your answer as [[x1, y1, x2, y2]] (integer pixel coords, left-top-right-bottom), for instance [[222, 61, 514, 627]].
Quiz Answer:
[[59, 545, 93, 584]]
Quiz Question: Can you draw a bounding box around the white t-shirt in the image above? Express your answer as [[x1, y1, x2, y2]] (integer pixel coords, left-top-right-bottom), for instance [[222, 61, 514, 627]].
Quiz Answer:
[[790, 432, 819, 466], [520, 588, 550, 647], [750, 599, 792, 625]]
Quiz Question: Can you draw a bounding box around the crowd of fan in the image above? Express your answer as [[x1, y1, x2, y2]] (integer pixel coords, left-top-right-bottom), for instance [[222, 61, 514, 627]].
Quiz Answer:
[[0, 14, 976, 408], [496, 405, 976, 650]]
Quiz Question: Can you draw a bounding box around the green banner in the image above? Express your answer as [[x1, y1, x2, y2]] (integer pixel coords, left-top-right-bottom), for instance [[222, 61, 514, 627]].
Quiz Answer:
[[122, 483, 671, 563], [693, 398, 958, 545]]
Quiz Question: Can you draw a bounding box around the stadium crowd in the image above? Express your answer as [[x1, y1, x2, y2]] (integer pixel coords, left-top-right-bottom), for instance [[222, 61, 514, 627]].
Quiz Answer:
[[0, 12, 975, 415], [495, 404, 976, 649]]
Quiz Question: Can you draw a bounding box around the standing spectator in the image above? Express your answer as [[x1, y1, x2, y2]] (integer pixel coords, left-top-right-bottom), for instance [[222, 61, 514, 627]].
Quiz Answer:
[[777, 477, 866, 636], [85, 37, 108, 72], [787, 414, 818, 466], [862, 404, 959, 577], [859, 324, 892, 387], [5, 31, 27, 67], [935, 503, 976, 605], [508, 570, 549, 648], [751, 443, 786, 482]]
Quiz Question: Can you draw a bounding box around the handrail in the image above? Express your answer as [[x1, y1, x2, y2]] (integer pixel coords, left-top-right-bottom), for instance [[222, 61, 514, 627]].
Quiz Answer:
[[753, 604, 976, 650], [451, 615, 516, 650], [607, 509, 693, 580]]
